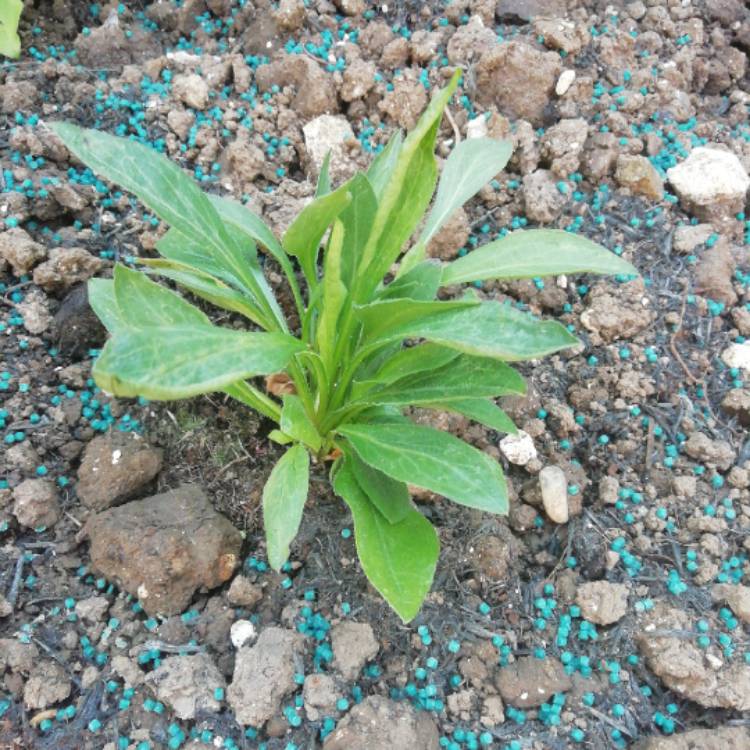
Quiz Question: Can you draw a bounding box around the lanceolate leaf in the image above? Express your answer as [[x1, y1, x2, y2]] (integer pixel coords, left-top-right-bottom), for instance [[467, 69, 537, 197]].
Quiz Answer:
[[94, 326, 304, 400], [355, 71, 461, 302], [283, 181, 353, 286], [377, 300, 579, 361], [425, 399, 517, 434], [355, 297, 479, 341], [441, 229, 638, 286], [419, 137, 513, 248], [337, 422, 508, 514], [339, 175, 378, 289], [362, 355, 525, 406], [263, 444, 310, 571], [142, 259, 268, 326], [317, 220, 347, 374], [333, 457, 439, 623], [280, 395, 322, 452], [49, 123, 285, 330], [378, 260, 442, 301], [365, 343, 459, 385], [315, 152, 332, 197], [344, 449, 412, 524], [112, 264, 210, 329], [87, 278, 126, 333], [366, 130, 403, 198]]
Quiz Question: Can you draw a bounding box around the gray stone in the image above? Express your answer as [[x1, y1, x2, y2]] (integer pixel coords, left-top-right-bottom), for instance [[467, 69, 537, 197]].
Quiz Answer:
[[331, 621, 379, 680], [576, 581, 629, 626], [227, 627, 304, 726], [146, 653, 225, 720], [324, 696, 439, 750], [12, 479, 61, 530]]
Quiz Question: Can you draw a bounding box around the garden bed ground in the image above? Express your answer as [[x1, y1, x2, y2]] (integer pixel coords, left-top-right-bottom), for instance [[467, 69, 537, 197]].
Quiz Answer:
[[1, 0, 750, 749]]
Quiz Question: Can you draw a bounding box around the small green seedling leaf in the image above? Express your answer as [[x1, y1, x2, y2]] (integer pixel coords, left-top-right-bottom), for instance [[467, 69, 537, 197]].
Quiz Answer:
[[263, 444, 310, 571], [333, 456, 438, 623]]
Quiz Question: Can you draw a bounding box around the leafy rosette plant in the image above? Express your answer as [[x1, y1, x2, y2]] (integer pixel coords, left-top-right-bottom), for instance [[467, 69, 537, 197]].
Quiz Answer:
[[50, 71, 636, 621]]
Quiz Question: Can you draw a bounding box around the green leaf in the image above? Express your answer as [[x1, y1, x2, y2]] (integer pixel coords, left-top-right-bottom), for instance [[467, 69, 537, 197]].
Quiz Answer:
[[93, 326, 304, 400], [365, 343, 459, 385], [282, 181, 352, 286], [49, 123, 284, 330], [355, 297, 479, 342], [425, 399, 517, 434], [420, 137, 513, 248], [377, 300, 579, 361], [378, 261, 442, 301], [365, 355, 525, 406], [366, 130, 403, 198], [280, 395, 322, 452], [113, 264, 210, 329], [263, 445, 310, 571], [337, 422, 508, 514], [207, 194, 286, 266], [141, 258, 268, 326], [333, 456, 438, 622], [441, 229, 639, 286], [87, 278, 126, 333], [339, 174, 378, 289], [317, 219, 347, 374], [344, 449, 412, 524], [0, 0, 22, 59], [355, 71, 461, 302], [315, 152, 332, 197]]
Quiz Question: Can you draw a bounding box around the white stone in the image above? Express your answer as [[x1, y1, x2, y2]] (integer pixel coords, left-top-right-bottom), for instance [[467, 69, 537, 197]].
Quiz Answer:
[[667, 147, 749, 215], [499, 430, 537, 466], [466, 116, 489, 139], [230, 619, 257, 649], [539, 466, 569, 524], [555, 69, 576, 96], [302, 115, 355, 177], [722, 342, 750, 373]]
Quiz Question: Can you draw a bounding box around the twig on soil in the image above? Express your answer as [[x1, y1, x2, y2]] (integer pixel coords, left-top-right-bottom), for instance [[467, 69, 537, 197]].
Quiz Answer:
[[6, 551, 28, 608], [140, 639, 204, 654], [64, 511, 83, 528], [585, 706, 633, 737], [444, 106, 461, 144]]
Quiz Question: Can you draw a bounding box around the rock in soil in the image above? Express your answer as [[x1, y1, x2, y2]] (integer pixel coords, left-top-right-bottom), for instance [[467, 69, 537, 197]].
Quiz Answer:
[[538, 465, 569, 524], [84, 485, 241, 616], [0, 228, 47, 275], [145, 653, 226, 720], [227, 626, 305, 727], [331, 621, 379, 681], [711, 583, 750, 624], [226, 575, 263, 608], [32, 247, 104, 294], [615, 154, 664, 201], [23, 661, 71, 710], [323, 695, 440, 750], [637, 603, 750, 710], [495, 655, 572, 708], [76, 431, 164, 511], [666, 146, 750, 224], [631, 726, 750, 750], [12, 479, 61, 530], [303, 673, 342, 721], [575, 581, 629, 626]]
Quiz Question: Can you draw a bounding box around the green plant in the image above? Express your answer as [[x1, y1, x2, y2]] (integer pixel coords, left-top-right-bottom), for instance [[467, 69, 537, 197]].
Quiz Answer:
[[0, 0, 22, 59], [50, 72, 636, 621]]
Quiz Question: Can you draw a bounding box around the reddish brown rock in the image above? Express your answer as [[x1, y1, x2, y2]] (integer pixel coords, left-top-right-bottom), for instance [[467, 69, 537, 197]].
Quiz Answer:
[[85, 485, 242, 616], [76, 432, 163, 511]]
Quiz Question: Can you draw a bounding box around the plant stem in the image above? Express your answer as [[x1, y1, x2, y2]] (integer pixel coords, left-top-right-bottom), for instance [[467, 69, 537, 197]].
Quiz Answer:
[[224, 381, 280, 421]]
